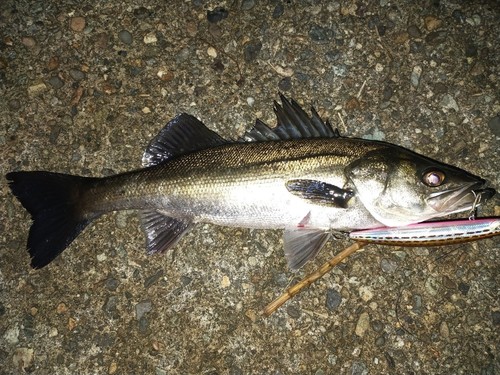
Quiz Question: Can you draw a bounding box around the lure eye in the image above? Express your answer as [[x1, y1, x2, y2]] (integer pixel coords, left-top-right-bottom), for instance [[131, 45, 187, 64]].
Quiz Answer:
[[422, 170, 445, 187]]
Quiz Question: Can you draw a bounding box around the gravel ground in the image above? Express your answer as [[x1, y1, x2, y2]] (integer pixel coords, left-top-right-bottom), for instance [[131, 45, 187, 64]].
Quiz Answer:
[[1, 1, 499, 374]]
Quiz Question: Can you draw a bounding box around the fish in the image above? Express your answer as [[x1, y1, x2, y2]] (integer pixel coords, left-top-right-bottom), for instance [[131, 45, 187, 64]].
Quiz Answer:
[[5, 95, 496, 270]]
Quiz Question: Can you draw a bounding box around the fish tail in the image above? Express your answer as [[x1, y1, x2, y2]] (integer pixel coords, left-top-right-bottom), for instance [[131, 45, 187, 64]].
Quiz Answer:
[[6, 171, 99, 268]]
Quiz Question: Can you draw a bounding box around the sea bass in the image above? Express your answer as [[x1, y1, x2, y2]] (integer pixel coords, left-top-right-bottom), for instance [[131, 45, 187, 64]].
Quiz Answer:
[[6, 96, 495, 269]]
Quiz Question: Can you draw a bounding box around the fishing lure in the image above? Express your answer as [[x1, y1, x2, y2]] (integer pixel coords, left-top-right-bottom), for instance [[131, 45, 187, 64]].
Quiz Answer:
[[264, 217, 500, 316], [349, 217, 500, 245]]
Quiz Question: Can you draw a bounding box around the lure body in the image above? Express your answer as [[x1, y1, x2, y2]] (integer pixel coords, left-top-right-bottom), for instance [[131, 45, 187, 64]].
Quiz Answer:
[[349, 218, 500, 246]]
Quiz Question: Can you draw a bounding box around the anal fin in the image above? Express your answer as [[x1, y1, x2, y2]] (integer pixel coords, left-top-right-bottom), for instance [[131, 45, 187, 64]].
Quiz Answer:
[[284, 228, 330, 270], [140, 210, 192, 254]]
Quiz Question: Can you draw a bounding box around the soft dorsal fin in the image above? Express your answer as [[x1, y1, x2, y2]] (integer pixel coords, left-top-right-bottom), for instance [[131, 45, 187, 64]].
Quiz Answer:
[[241, 94, 341, 142], [142, 113, 227, 167]]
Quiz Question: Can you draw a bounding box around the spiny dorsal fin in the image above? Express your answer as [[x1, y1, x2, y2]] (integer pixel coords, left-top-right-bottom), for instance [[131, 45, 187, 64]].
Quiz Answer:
[[142, 113, 227, 167], [241, 94, 341, 142]]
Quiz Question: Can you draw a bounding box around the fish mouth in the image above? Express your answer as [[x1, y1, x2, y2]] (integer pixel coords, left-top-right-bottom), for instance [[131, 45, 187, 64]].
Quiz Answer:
[[427, 181, 496, 215]]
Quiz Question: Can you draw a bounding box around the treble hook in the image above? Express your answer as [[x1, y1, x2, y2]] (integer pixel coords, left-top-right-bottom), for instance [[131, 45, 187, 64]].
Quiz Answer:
[[468, 190, 482, 220]]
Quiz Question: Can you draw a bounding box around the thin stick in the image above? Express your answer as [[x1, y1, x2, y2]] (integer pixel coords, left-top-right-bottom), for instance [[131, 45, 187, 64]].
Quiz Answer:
[[262, 241, 366, 316]]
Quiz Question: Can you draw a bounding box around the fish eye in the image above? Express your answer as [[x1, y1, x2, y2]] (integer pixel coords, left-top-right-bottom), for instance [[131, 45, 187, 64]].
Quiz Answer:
[[422, 170, 446, 187]]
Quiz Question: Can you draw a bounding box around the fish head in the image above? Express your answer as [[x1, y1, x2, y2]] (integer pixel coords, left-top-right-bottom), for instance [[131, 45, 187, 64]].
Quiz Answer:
[[346, 147, 495, 227]]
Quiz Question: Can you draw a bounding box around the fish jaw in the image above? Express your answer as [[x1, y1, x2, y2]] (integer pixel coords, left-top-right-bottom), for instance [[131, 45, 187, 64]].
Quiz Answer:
[[426, 182, 495, 216]]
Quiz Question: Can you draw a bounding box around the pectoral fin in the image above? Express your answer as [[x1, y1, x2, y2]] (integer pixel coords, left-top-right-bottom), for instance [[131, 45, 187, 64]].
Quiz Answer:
[[140, 210, 193, 254], [284, 228, 331, 270], [286, 179, 354, 208]]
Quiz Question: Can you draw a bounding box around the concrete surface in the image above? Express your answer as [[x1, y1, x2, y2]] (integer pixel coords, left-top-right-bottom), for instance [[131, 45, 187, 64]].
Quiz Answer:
[[1, 0, 499, 374]]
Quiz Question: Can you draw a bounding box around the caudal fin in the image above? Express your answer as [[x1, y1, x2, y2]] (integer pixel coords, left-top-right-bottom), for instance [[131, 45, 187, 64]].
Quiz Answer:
[[6, 171, 99, 268]]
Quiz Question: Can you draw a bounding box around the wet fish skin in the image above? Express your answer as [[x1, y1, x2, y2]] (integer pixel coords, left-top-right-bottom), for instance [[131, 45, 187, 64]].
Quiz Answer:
[[5, 96, 495, 269]]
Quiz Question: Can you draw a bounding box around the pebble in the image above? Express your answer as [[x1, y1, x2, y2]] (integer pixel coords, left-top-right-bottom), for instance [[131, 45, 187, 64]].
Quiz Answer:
[[325, 288, 342, 311], [375, 335, 385, 346], [355, 312, 370, 337], [325, 49, 341, 62], [243, 40, 262, 62], [487, 115, 500, 136], [424, 15, 442, 31], [241, 0, 255, 11], [273, 2, 284, 18], [221, 275, 231, 288], [103, 296, 118, 318], [411, 65, 422, 87], [371, 320, 384, 333], [359, 286, 373, 302], [245, 309, 257, 322], [28, 82, 47, 96], [425, 276, 440, 296], [286, 304, 301, 319], [69, 68, 86, 81], [278, 77, 292, 91], [332, 64, 348, 77], [21, 36, 36, 47], [133, 6, 151, 20], [47, 56, 59, 70], [3, 325, 20, 344], [157, 70, 174, 81], [56, 302, 68, 314], [70, 17, 86, 32], [439, 321, 449, 338], [12, 348, 34, 371], [118, 30, 133, 45], [433, 82, 447, 94], [309, 24, 335, 43], [138, 316, 149, 333], [452, 9, 465, 23], [207, 7, 228, 23], [48, 76, 64, 89], [143, 32, 157, 44], [407, 25, 421, 38], [351, 361, 368, 375], [135, 300, 152, 320], [491, 311, 500, 326], [380, 257, 398, 273], [465, 14, 481, 26], [440, 94, 459, 112], [425, 30, 447, 45], [246, 96, 255, 107], [144, 269, 164, 288], [464, 43, 478, 57], [207, 46, 217, 58], [458, 281, 470, 295], [105, 277, 120, 291], [67, 317, 77, 331], [109, 362, 118, 374], [412, 294, 423, 314]]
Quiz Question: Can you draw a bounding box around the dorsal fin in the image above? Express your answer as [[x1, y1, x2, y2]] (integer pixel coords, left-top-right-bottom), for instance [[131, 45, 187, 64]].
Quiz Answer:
[[142, 113, 227, 167], [240, 94, 341, 142]]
